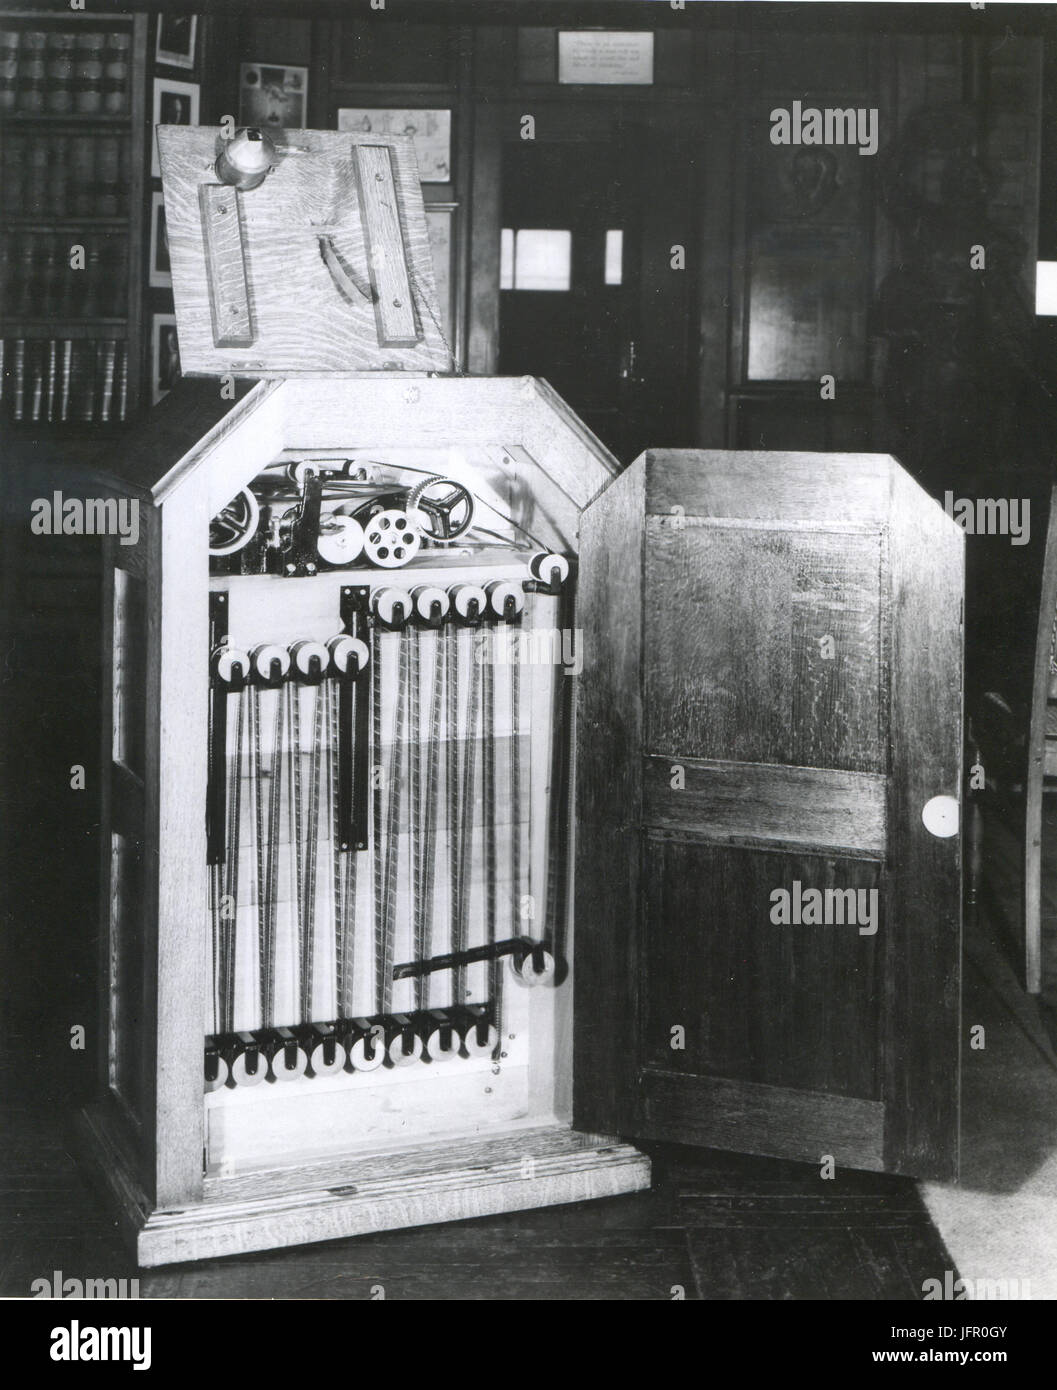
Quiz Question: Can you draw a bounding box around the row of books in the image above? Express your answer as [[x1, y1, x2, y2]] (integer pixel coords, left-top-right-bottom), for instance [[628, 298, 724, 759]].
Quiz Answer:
[[0, 338, 129, 425], [2, 133, 132, 220], [1, 235, 128, 320], [0, 28, 132, 118]]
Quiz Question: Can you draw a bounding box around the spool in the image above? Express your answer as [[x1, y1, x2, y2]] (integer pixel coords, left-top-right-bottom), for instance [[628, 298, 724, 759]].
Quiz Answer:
[[486, 579, 525, 621], [361, 510, 421, 568], [462, 1016, 500, 1058], [386, 1019, 424, 1067], [424, 1012, 459, 1062], [209, 486, 260, 556], [326, 633, 369, 676], [250, 642, 291, 683], [289, 639, 330, 680], [449, 583, 487, 622], [529, 552, 570, 589], [411, 584, 450, 624], [512, 948, 556, 987], [347, 1022, 386, 1072], [230, 1041, 268, 1087], [317, 514, 365, 567], [307, 1033, 348, 1078], [213, 645, 250, 686], [372, 587, 413, 629], [269, 1031, 308, 1081]]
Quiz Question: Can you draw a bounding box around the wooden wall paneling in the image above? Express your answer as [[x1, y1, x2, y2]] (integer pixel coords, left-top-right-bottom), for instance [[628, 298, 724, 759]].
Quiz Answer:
[[126, 13, 148, 419], [882, 466, 963, 1180], [96, 535, 116, 1121], [573, 459, 645, 1137], [468, 99, 501, 375], [696, 28, 736, 446], [149, 480, 210, 1205]]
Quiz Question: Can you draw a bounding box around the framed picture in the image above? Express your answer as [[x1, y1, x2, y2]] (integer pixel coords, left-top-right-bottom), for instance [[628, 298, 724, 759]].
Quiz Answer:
[[152, 78, 199, 177], [425, 202, 457, 351], [151, 314, 181, 405], [155, 14, 197, 71], [239, 64, 308, 130], [148, 192, 171, 289], [338, 108, 452, 183]]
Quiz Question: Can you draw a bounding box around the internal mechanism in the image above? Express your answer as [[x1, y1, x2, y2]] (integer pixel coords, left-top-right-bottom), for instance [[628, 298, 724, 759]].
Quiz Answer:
[[205, 553, 572, 1091], [208, 456, 478, 577]]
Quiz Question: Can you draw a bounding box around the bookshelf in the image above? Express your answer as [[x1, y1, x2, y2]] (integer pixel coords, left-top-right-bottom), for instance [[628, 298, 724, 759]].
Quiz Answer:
[[0, 12, 147, 433]]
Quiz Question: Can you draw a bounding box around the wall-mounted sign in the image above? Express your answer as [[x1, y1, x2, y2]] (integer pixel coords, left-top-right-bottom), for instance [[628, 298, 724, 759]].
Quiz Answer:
[[558, 31, 654, 86], [338, 109, 452, 183]]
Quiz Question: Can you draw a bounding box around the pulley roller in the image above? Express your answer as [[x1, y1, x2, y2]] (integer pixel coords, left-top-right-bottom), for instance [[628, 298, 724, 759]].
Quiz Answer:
[[449, 582, 487, 622], [486, 580, 525, 621], [372, 587, 413, 629], [529, 552, 570, 589], [213, 645, 250, 685], [316, 514, 365, 567], [269, 1029, 308, 1081], [250, 642, 291, 683], [424, 1011, 459, 1062], [307, 1027, 347, 1077], [463, 1019, 500, 1058], [326, 633, 369, 675], [411, 584, 450, 624], [347, 1021, 386, 1072], [361, 509, 421, 568], [512, 948, 557, 987], [289, 639, 330, 680], [230, 1035, 268, 1086], [386, 1017, 424, 1067]]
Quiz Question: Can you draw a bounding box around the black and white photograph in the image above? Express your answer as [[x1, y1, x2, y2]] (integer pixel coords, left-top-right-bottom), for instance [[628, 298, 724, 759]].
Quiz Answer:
[[155, 14, 198, 71], [239, 62, 308, 129], [148, 191, 171, 289], [151, 76, 200, 176], [3, 0, 1057, 1357]]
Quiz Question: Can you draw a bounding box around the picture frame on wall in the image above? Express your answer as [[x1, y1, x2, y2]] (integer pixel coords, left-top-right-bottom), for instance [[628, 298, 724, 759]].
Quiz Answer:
[[239, 64, 308, 130], [148, 192, 171, 289], [151, 314, 180, 405], [151, 79, 199, 177], [338, 109, 452, 183], [155, 14, 197, 71]]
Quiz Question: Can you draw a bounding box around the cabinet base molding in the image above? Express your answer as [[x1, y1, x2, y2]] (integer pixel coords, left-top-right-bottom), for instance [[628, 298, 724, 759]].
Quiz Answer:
[[77, 1107, 651, 1268]]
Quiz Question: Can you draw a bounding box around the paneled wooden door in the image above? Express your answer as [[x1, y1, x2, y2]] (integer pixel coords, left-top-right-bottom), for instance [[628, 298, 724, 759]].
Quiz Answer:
[[575, 450, 963, 1181]]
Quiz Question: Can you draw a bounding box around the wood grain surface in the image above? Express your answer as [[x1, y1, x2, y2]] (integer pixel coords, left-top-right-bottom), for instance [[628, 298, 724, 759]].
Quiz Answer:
[[157, 127, 452, 375]]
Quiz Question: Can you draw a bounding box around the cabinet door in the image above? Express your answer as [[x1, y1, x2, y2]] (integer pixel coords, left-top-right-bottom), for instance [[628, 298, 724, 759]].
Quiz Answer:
[[575, 451, 962, 1180]]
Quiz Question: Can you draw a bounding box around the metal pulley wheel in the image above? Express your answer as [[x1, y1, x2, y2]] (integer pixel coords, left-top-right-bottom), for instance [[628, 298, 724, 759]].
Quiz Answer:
[[209, 487, 260, 556], [406, 475, 475, 542], [361, 509, 422, 568], [316, 512, 365, 566]]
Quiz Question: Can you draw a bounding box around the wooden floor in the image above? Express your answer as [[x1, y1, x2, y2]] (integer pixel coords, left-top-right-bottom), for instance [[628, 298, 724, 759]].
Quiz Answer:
[[0, 1084, 954, 1300]]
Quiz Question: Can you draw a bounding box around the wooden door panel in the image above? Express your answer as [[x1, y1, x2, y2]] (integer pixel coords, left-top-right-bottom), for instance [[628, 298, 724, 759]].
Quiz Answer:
[[644, 522, 884, 770], [575, 450, 963, 1180], [641, 839, 882, 1099]]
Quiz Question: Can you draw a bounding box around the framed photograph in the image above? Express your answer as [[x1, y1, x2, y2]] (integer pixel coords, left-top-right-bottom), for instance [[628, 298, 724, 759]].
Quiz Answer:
[[151, 314, 181, 405], [148, 192, 171, 289], [425, 202, 457, 350], [155, 14, 197, 71], [152, 78, 199, 177], [338, 108, 452, 183], [239, 64, 308, 130]]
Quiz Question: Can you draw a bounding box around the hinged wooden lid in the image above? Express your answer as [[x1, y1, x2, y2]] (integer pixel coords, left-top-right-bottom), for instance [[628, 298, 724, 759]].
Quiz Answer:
[[157, 126, 453, 377]]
